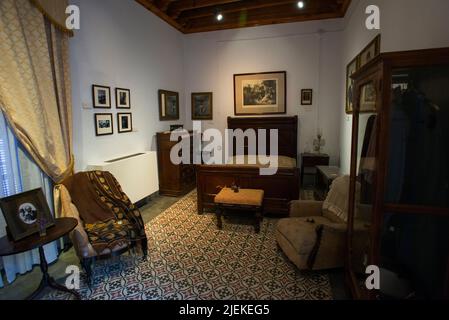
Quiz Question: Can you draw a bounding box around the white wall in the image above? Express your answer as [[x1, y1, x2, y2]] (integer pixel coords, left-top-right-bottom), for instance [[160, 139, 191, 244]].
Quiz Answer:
[[339, 0, 449, 173], [70, 0, 185, 171], [70, 0, 449, 173], [182, 20, 344, 165]]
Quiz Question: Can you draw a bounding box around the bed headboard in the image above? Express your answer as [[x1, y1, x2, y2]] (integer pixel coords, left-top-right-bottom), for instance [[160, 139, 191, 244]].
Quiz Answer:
[[227, 116, 298, 159]]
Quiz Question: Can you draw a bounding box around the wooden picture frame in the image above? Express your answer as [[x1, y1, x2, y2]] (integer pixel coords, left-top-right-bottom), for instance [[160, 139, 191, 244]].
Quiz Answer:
[[0, 188, 55, 241], [301, 89, 313, 105], [94, 113, 113, 136], [115, 88, 131, 109], [358, 34, 381, 68], [234, 71, 287, 115], [359, 81, 377, 113], [158, 90, 179, 121], [117, 113, 133, 133], [346, 56, 359, 114], [191, 92, 213, 120], [92, 85, 111, 108]]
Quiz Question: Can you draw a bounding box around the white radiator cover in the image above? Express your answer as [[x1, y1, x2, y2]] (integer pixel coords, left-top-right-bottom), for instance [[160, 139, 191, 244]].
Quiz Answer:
[[87, 151, 159, 203]]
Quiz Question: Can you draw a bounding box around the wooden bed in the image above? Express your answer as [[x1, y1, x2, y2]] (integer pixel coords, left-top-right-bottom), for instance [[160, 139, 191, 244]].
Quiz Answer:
[[196, 116, 300, 215]]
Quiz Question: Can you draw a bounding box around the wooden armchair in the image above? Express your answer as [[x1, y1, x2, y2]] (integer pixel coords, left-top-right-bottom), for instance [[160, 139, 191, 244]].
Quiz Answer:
[[54, 171, 148, 285]]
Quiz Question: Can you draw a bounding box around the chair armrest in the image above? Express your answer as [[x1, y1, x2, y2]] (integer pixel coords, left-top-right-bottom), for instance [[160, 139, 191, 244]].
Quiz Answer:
[[321, 222, 347, 234], [54, 185, 97, 258], [289, 200, 323, 218]]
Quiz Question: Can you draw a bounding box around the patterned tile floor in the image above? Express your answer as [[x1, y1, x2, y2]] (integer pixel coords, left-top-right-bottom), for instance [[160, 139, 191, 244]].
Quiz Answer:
[[44, 191, 332, 300]]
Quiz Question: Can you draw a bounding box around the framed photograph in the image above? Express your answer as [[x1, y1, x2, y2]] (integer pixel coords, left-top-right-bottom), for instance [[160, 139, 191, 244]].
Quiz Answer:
[[0, 188, 55, 241], [191, 92, 213, 120], [94, 113, 113, 136], [117, 113, 133, 133], [115, 88, 131, 109], [345, 56, 359, 114], [92, 85, 111, 108], [301, 89, 313, 105], [234, 71, 286, 115], [360, 81, 377, 113], [159, 90, 179, 121], [358, 34, 380, 68]]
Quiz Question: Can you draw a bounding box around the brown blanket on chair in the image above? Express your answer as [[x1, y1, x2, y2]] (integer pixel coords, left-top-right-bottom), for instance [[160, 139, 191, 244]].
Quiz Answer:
[[62, 171, 146, 253]]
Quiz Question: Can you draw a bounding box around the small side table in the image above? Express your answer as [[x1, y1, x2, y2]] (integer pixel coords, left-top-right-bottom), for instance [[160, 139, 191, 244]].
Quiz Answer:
[[0, 217, 80, 300], [300, 153, 330, 187], [315, 166, 341, 200], [214, 188, 264, 233]]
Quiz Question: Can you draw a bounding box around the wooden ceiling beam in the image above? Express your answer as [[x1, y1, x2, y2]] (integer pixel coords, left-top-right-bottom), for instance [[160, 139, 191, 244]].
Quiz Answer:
[[167, 0, 241, 19], [178, 0, 297, 23], [154, 0, 175, 12], [136, 0, 352, 34], [135, 0, 185, 32], [185, 11, 341, 33], [184, 2, 343, 33]]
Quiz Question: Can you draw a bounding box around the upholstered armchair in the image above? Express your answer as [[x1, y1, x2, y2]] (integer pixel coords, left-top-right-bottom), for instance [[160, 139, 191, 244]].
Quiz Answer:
[[276, 175, 368, 271], [54, 171, 148, 285]]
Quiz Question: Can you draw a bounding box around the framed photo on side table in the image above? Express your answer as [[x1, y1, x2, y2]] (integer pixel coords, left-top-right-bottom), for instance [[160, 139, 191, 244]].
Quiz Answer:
[[117, 113, 133, 133], [94, 113, 113, 136], [159, 90, 179, 121], [115, 88, 131, 109], [0, 188, 55, 241], [192, 92, 213, 120], [234, 71, 286, 115], [92, 85, 111, 108]]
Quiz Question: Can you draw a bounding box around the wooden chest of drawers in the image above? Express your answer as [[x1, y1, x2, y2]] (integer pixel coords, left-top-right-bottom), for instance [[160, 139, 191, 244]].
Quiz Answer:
[[156, 131, 196, 197]]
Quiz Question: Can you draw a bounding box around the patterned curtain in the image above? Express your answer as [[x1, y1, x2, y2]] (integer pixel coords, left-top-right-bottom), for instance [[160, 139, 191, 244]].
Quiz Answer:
[[0, 0, 73, 183]]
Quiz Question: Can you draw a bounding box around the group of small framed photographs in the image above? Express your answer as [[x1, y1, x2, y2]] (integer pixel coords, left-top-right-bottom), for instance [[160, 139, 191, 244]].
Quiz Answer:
[[158, 90, 214, 121], [92, 84, 133, 136]]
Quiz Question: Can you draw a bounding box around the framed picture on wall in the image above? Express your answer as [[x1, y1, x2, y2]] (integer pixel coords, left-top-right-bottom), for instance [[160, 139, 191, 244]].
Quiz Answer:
[[191, 92, 213, 120], [358, 34, 381, 68], [0, 188, 55, 241], [117, 113, 133, 133], [301, 89, 313, 105], [234, 71, 286, 115], [94, 113, 113, 136], [345, 56, 359, 114], [115, 88, 131, 109], [92, 85, 111, 108], [158, 90, 179, 121]]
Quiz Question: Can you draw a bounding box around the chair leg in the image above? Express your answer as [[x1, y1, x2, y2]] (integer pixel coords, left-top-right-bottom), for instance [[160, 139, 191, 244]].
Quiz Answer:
[[141, 237, 148, 260], [81, 258, 93, 288]]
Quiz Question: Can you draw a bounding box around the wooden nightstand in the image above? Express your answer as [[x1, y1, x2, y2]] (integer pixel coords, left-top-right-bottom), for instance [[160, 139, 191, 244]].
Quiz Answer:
[[300, 153, 330, 187]]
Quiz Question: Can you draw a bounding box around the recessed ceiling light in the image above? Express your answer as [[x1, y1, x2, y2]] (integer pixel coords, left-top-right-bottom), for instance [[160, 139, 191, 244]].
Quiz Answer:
[[216, 13, 223, 21], [297, 1, 305, 9]]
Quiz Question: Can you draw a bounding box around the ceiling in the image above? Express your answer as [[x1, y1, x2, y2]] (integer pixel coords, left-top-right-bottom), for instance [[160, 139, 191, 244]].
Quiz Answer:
[[136, 0, 352, 34]]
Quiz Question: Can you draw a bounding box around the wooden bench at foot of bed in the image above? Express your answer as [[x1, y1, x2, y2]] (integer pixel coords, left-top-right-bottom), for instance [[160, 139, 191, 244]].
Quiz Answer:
[[196, 164, 300, 216]]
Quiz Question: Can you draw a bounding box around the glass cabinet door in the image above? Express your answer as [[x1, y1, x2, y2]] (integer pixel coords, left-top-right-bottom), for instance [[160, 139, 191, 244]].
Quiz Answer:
[[385, 66, 449, 207], [379, 65, 449, 299], [348, 77, 380, 297]]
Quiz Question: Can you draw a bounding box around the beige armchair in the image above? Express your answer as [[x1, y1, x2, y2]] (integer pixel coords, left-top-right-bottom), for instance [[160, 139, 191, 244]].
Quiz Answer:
[[276, 175, 367, 270]]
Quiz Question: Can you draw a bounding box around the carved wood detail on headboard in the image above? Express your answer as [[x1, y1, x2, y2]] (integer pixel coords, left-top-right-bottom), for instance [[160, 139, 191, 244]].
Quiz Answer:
[[227, 116, 298, 159]]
